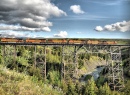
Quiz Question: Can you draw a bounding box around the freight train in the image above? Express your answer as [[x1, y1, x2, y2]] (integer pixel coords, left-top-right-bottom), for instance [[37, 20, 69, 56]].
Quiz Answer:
[[0, 38, 117, 45]]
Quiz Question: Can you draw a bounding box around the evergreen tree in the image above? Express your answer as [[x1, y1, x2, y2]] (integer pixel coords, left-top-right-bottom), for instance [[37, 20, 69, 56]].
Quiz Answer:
[[85, 77, 98, 95], [98, 83, 112, 95], [66, 79, 76, 95], [61, 79, 68, 94]]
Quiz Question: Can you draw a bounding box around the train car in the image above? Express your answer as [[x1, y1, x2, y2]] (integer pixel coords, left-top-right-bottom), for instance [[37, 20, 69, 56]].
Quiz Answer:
[[87, 40, 99, 44], [47, 39, 67, 44], [0, 38, 23, 43], [68, 39, 74, 44], [25, 38, 46, 43], [40, 39, 46, 43], [98, 41, 108, 45], [106, 41, 117, 45], [68, 39, 84, 44], [30, 39, 46, 43], [26, 39, 39, 43], [98, 40, 117, 45]]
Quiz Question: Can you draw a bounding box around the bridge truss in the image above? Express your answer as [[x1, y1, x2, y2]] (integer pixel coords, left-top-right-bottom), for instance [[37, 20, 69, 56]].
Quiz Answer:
[[0, 43, 130, 91]]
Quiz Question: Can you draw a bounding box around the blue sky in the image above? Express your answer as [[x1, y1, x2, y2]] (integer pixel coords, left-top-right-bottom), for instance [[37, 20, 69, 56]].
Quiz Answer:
[[0, 0, 130, 39]]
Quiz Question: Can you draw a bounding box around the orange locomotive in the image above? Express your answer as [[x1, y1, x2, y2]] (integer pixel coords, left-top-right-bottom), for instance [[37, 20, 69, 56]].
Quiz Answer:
[[0, 38, 23, 43]]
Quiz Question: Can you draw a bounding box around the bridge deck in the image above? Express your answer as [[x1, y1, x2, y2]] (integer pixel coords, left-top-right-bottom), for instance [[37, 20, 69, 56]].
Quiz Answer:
[[0, 42, 130, 46]]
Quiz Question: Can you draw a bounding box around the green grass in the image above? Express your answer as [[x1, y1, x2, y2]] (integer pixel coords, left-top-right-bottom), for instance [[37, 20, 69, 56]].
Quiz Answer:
[[0, 64, 63, 95]]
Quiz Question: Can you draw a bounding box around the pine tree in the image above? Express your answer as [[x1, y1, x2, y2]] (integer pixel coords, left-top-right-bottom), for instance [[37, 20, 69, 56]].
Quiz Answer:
[[98, 83, 112, 95], [85, 77, 98, 95]]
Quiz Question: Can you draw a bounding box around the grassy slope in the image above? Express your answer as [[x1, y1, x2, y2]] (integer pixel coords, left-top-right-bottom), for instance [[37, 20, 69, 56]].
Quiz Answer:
[[0, 65, 63, 95]]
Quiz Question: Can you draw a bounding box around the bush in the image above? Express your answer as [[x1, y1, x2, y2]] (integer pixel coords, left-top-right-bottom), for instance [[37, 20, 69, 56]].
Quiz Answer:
[[122, 80, 130, 95], [47, 71, 60, 86], [96, 76, 106, 87], [78, 59, 84, 69], [27, 66, 43, 80], [84, 74, 92, 81]]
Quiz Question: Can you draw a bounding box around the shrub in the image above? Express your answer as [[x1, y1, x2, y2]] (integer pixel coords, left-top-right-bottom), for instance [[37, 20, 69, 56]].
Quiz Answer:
[[84, 74, 92, 81]]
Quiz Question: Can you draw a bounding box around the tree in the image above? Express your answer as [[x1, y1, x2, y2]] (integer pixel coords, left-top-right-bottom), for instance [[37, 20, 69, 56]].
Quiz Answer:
[[66, 79, 76, 95], [122, 80, 130, 95], [78, 59, 84, 69], [98, 83, 112, 95], [47, 71, 60, 86], [84, 77, 98, 95], [61, 79, 68, 94]]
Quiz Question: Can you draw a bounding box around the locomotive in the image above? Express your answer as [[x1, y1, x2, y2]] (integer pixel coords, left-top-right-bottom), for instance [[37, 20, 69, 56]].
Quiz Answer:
[[0, 38, 117, 45]]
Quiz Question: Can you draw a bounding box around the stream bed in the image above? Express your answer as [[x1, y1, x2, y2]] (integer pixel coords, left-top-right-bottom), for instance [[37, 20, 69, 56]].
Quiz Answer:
[[80, 66, 104, 82]]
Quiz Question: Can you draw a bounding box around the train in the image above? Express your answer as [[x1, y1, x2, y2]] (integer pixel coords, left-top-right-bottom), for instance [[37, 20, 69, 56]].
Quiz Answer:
[[0, 38, 117, 45]]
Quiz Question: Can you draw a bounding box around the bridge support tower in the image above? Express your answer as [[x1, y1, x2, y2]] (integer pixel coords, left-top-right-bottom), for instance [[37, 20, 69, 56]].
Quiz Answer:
[[108, 46, 124, 91]]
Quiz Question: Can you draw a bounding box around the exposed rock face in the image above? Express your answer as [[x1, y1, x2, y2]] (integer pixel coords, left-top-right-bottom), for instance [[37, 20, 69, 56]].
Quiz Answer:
[[78, 56, 106, 76]]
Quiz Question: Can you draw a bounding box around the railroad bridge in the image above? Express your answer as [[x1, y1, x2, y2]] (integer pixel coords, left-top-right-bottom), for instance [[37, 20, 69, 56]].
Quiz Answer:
[[0, 42, 130, 91]]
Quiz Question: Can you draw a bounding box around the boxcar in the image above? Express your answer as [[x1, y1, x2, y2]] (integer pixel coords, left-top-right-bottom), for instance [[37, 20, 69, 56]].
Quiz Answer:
[[106, 41, 117, 45], [26, 39, 38, 43], [47, 39, 67, 44], [68, 39, 84, 44], [87, 40, 99, 44]]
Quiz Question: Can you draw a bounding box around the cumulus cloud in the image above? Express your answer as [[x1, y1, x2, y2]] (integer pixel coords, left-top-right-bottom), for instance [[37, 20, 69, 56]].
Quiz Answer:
[[0, 0, 66, 32], [53, 31, 68, 38], [95, 26, 103, 32], [95, 21, 130, 32], [0, 31, 30, 38], [0, 24, 51, 32], [70, 5, 85, 14], [0, 31, 43, 38]]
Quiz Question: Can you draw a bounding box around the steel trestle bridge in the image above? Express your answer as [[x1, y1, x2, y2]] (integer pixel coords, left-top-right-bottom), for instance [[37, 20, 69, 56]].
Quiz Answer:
[[0, 42, 130, 91]]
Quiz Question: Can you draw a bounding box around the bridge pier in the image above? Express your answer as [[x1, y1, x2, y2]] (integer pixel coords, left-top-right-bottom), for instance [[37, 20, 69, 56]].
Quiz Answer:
[[44, 46, 46, 80], [61, 45, 74, 80], [34, 45, 37, 67], [2, 45, 5, 64], [73, 46, 78, 79], [13, 45, 17, 71], [129, 47, 130, 67], [108, 46, 124, 91], [61, 46, 65, 79], [60, 45, 80, 80]]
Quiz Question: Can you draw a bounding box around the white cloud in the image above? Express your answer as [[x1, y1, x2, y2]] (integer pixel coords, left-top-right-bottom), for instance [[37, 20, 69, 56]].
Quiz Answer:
[[95, 20, 130, 32], [0, 0, 67, 32], [0, 31, 44, 38], [53, 31, 68, 38], [0, 24, 51, 32], [70, 5, 85, 14], [41, 27, 51, 32], [95, 26, 103, 31], [0, 31, 29, 38]]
